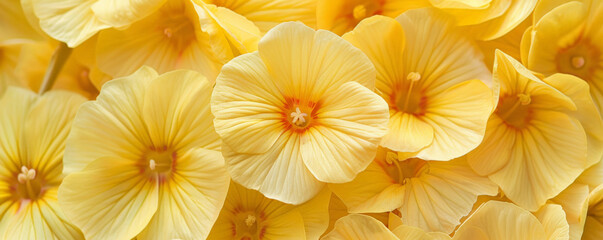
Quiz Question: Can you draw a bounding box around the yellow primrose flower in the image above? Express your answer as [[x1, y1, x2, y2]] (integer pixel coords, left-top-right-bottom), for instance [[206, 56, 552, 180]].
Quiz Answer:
[[95, 0, 259, 85], [583, 183, 603, 240], [453, 201, 569, 240], [430, 0, 538, 40], [330, 148, 498, 234], [211, 21, 390, 205], [316, 0, 428, 35], [322, 214, 450, 240], [467, 50, 600, 211], [523, 0, 603, 115], [30, 0, 166, 47], [208, 181, 330, 240], [200, 0, 318, 32], [0, 86, 85, 239], [343, 11, 493, 160], [58, 67, 229, 239]]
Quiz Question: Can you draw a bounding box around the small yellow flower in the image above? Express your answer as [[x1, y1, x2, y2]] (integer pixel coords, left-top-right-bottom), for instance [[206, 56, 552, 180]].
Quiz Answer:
[[0, 86, 86, 239], [330, 148, 498, 234], [211, 22, 389, 204], [467, 50, 599, 211], [58, 67, 229, 239], [453, 201, 569, 240], [344, 11, 493, 160], [208, 182, 330, 240]]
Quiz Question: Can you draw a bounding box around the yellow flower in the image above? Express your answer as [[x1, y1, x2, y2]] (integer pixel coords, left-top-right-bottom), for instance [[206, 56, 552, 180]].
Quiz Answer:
[[431, 0, 538, 40], [523, 0, 603, 115], [344, 11, 493, 160], [95, 0, 259, 85], [467, 50, 598, 211], [58, 67, 229, 239], [0, 0, 45, 44], [316, 0, 428, 35], [200, 0, 318, 32], [0, 86, 85, 239], [322, 214, 450, 240], [211, 22, 389, 204], [330, 148, 498, 234], [208, 181, 330, 240], [453, 201, 569, 240], [30, 0, 166, 47], [583, 183, 603, 240]]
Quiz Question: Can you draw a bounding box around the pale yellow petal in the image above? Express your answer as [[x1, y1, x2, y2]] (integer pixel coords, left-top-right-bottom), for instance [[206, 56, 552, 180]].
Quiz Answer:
[[21, 90, 86, 182], [222, 131, 325, 205], [63, 66, 156, 173], [3, 197, 83, 240], [0, 87, 37, 173], [534, 204, 570, 240], [392, 225, 451, 240], [322, 214, 399, 240], [488, 111, 588, 211], [418, 80, 493, 160], [32, 0, 109, 47], [211, 52, 285, 154], [466, 116, 515, 176], [466, 0, 538, 41], [382, 112, 435, 153], [584, 184, 603, 240], [92, 0, 167, 27], [58, 157, 159, 240], [136, 148, 229, 240], [302, 81, 389, 183], [258, 22, 376, 102], [453, 201, 547, 240], [296, 187, 332, 240], [549, 183, 589, 239], [143, 70, 220, 152], [0, 0, 45, 44]]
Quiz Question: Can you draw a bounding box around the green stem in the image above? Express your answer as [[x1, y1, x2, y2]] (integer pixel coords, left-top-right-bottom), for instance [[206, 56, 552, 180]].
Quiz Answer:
[[38, 42, 72, 95]]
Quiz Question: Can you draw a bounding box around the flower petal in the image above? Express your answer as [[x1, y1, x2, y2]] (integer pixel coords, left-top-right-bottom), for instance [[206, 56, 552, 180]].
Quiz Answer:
[[0, 87, 37, 173], [382, 112, 435, 153], [322, 214, 399, 240], [63, 66, 156, 173], [136, 148, 229, 240], [92, 0, 167, 27], [295, 187, 331, 239], [211, 52, 285, 154], [143, 70, 220, 152], [533, 204, 570, 240], [302, 81, 389, 183], [58, 157, 159, 240]]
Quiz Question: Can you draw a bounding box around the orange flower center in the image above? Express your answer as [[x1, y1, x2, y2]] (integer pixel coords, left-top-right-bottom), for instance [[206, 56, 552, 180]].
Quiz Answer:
[[159, 7, 196, 52], [383, 152, 429, 184], [555, 39, 600, 81], [392, 72, 426, 115], [232, 210, 267, 240], [283, 98, 317, 131], [497, 93, 532, 129], [349, 1, 383, 22], [142, 147, 176, 183], [11, 166, 47, 201]]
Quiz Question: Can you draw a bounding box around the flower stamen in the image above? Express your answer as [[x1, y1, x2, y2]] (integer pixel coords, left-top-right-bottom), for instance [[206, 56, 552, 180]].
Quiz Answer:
[[290, 107, 308, 126], [353, 5, 367, 20], [17, 166, 36, 184], [245, 215, 256, 227], [571, 56, 585, 69], [401, 72, 421, 112], [149, 159, 156, 170]]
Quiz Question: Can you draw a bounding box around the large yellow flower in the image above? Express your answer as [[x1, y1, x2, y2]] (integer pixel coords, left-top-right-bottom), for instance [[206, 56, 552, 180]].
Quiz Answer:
[[523, 0, 603, 116], [208, 181, 330, 240], [211, 22, 390, 204], [0, 86, 85, 239], [31, 0, 167, 47], [330, 148, 498, 234], [467, 50, 600, 211], [58, 67, 229, 239], [453, 201, 569, 240], [95, 0, 256, 85], [200, 0, 318, 32], [343, 11, 493, 160]]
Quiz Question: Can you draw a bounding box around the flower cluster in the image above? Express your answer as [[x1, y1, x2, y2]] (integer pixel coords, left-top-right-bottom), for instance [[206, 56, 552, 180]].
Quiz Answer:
[[1, 0, 602, 239]]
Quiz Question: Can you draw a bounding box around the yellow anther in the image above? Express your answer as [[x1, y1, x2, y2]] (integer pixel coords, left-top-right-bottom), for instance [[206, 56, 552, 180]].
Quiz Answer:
[[571, 56, 585, 69], [163, 28, 173, 38], [353, 5, 367, 20], [406, 72, 421, 82], [385, 152, 398, 165], [290, 107, 308, 126], [17, 166, 36, 183], [245, 215, 256, 227], [517, 94, 531, 105]]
